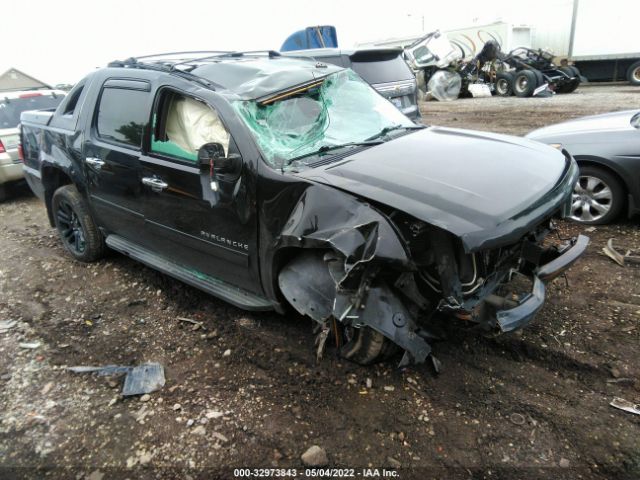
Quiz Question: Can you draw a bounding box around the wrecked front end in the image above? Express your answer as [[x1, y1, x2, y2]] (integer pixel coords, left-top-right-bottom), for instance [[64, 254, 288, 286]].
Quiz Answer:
[[277, 161, 588, 367]]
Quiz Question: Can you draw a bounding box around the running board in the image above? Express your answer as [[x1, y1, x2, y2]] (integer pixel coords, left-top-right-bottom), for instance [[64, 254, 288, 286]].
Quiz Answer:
[[105, 235, 273, 311]]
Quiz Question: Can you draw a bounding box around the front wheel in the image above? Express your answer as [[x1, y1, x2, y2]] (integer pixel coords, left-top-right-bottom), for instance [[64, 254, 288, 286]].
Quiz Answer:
[[340, 325, 398, 365], [52, 185, 105, 262], [570, 166, 625, 225]]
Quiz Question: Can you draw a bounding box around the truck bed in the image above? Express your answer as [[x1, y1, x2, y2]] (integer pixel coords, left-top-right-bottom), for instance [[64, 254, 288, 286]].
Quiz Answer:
[[20, 109, 55, 127]]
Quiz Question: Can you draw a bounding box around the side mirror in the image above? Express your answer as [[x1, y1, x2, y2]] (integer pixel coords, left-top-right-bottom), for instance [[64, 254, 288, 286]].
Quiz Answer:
[[197, 142, 242, 175]]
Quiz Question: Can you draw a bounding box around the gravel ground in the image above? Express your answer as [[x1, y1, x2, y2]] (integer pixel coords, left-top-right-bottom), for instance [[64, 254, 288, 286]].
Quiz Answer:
[[1, 84, 639, 480]]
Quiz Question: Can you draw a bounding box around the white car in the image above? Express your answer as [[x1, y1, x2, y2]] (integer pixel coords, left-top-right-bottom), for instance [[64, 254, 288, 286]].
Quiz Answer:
[[0, 89, 65, 200]]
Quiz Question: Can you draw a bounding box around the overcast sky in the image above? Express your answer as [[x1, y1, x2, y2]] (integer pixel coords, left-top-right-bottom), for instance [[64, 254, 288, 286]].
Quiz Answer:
[[2, 0, 624, 85]]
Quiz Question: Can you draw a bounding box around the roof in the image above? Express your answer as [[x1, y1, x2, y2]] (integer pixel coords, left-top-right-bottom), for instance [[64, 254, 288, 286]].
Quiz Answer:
[[0, 68, 51, 92], [190, 56, 343, 100]]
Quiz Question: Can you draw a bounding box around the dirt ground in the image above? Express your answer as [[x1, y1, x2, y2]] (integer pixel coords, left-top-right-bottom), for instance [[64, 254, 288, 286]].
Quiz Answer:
[[1, 84, 639, 480]]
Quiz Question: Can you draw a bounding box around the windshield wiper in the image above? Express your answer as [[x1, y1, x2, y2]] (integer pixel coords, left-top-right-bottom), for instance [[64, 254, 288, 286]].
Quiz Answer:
[[366, 124, 424, 141], [284, 140, 383, 166]]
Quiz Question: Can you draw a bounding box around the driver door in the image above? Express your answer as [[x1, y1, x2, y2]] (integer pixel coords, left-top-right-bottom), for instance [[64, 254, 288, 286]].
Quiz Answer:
[[140, 88, 259, 293]]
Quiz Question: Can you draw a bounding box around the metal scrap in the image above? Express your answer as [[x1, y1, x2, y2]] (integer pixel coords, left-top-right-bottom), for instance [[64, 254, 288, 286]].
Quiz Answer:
[[67, 362, 165, 396], [603, 238, 640, 267], [0, 320, 16, 333], [610, 397, 640, 415], [177, 317, 204, 331]]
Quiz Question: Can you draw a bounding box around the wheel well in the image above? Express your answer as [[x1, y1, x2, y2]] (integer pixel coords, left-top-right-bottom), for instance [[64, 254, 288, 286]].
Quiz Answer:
[[271, 247, 334, 313], [574, 158, 628, 205], [42, 167, 73, 227], [575, 159, 627, 191]]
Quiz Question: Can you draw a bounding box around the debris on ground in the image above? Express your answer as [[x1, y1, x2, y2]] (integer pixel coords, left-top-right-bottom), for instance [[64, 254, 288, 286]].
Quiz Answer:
[[123, 363, 165, 396], [301, 445, 328, 467], [67, 362, 165, 396], [610, 397, 640, 415], [509, 413, 526, 425], [603, 238, 640, 267], [177, 317, 204, 330], [387, 457, 402, 469], [18, 341, 41, 349], [0, 320, 16, 333]]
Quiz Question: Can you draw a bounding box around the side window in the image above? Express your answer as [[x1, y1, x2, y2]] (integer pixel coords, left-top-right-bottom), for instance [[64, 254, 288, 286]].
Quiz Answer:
[[96, 87, 149, 147], [50, 80, 86, 130], [61, 83, 83, 116], [151, 90, 230, 163]]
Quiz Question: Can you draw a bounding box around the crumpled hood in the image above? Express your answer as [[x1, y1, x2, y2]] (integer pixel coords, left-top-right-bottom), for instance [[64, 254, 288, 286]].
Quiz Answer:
[[527, 110, 638, 140], [297, 126, 573, 251]]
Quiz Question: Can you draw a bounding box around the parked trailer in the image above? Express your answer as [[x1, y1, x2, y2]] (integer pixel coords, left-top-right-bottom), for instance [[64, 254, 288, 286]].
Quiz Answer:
[[568, 0, 640, 84], [445, 22, 533, 59], [356, 22, 533, 58]]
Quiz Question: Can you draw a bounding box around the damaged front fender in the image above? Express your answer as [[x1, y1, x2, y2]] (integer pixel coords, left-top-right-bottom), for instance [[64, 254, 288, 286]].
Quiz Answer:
[[276, 186, 431, 365]]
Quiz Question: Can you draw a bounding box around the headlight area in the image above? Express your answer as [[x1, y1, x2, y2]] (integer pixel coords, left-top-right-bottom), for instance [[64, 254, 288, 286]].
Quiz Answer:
[[389, 212, 589, 335]]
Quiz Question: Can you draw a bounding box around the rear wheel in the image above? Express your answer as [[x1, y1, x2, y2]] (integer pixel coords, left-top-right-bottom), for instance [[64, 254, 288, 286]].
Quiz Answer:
[[627, 60, 640, 86], [495, 72, 514, 96], [570, 166, 625, 224], [0, 184, 6, 202], [532, 69, 545, 87], [52, 185, 105, 262], [513, 70, 538, 97]]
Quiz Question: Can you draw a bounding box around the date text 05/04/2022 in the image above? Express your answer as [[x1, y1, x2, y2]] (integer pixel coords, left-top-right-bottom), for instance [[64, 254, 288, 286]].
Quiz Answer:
[[233, 468, 400, 478]]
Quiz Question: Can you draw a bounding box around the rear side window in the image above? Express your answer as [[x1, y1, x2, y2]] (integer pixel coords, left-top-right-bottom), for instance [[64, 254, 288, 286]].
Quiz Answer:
[[350, 55, 414, 84], [61, 84, 83, 116], [96, 87, 149, 147]]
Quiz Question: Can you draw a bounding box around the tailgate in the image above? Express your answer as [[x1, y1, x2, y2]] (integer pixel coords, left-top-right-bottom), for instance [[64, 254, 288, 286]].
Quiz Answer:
[[19, 110, 55, 172]]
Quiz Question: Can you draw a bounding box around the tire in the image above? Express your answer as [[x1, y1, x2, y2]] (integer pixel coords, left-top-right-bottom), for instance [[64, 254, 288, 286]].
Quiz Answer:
[[627, 60, 640, 86], [557, 67, 580, 93], [0, 184, 7, 202], [495, 72, 514, 96], [340, 326, 398, 365], [570, 166, 625, 225], [52, 184, 105, 262], [532, 69, 545, 87], [567, 65, 581, 77], [513, 70, 538, 97]]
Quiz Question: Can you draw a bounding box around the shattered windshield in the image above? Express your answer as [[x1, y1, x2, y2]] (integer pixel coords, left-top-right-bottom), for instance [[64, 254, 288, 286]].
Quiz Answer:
[[232, 69, 415, 168]]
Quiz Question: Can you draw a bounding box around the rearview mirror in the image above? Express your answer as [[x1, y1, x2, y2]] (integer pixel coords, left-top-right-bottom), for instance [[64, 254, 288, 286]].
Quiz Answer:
[[197, 142, 242, 175]]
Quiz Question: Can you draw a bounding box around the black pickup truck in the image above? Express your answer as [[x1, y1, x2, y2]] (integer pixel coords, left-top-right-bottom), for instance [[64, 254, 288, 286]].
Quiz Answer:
[[20, 51, 588, 367]]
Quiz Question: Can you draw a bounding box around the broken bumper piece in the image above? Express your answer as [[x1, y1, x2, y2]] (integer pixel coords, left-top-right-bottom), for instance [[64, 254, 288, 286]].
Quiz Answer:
[[496, 234, 589, 332]]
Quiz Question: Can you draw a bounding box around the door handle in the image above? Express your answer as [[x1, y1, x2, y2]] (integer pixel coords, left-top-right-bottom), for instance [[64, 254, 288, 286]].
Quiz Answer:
[[85, 157, 105, 170], [142, 176, 169, 193]]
